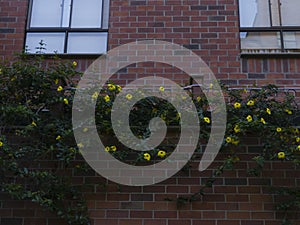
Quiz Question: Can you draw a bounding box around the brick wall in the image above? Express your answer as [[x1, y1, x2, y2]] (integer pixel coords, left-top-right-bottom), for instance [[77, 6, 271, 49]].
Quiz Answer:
[[0, 0, 27, 62], [1, 143, 300, 225], [1, 0, 300, 225]]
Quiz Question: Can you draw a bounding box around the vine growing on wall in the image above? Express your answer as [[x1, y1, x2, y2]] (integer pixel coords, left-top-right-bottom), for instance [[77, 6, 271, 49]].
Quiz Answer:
[[0, 53, 299, 225], [0, 53, 91, 224]]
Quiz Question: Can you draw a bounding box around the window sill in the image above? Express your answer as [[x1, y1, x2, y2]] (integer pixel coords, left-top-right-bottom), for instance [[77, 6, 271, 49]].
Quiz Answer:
[[23, 53, 104, 59], [240, 52, 300, 58]]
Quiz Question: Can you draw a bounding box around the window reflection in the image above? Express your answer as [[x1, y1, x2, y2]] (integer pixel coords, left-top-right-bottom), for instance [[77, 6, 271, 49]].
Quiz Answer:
[[239, 0, 270, 28], [71, 0, 103, 28], [67, 32, 107, 54], [239, 0, 300, 53], [26, 33, 65, 53], [30, 0, 63, 27], [281, 0, 300, 26]]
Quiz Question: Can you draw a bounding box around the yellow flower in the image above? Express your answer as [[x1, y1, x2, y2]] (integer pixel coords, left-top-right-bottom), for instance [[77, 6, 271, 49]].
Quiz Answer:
[[266, 108, 271, 115], [296, 137, 300, 143], [246, 115, 252, 122], [297, 145, 300, 151], [225, 137, 232, 143], [83, 128, 88, 132], [56, 135, 61, 141], [260, 118, 266, 124], [111, 145, 117, 152], [157, 150, 166, 158], [160, 114, 166, 120], [77, 143, 84, 148], [92, 92, 99, 100], [196, 96, 201, 102], [0, 141, 3, 147], [285, 109, 292, 115], [203, 117, 210, 124], [54, 79, 59, 84], [116, 85, 122, 92], [63, 98, 69, 105], [159, 86, 165, 92], [277, 152, 285, 159], [234, 125, 240, 133], [247, 100, 255, 106], [234, 102, 241, 109], [57, 86, 63, 92], [31, 121, 37, 127], [232, 139, 239, 145], [104, 95, 110, 102], [105, 146, 110, 152], [72, 61, 77, 67], [182, 96, 187, 100], [108, 84, 116, 91], [143, 153, 151, 161], [276, 127, 282, 133], [126, 94, 133, 100], [209, 83, 213, 89]]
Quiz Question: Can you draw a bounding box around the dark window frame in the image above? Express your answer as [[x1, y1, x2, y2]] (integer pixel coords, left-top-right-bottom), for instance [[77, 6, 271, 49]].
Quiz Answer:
[[24, 0, 109, 55], [239, 0, 300, 56]]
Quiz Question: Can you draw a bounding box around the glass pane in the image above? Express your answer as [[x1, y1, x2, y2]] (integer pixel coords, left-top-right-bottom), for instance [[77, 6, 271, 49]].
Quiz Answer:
[[102, 0, 110, 29], [61, 0, 72, 27], [240, 32, 281, 53], [270, 0, 280, 26], [239, 0, 270, 27], [25, 33, 65, 53], [71, 0, 103, 28], [30, 0, 63, 27], [281, 0, 300, 26], [67, 32, 107, 53], [283, 32, 300, 50]]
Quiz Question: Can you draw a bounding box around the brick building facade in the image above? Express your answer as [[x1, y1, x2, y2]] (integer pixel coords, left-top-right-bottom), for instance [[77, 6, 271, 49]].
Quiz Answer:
[[0, 0, 300, 225]]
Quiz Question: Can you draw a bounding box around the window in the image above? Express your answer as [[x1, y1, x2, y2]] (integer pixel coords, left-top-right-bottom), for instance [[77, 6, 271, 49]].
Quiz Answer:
[[239, 0, 300, 54], [25, 0, 110, 54]]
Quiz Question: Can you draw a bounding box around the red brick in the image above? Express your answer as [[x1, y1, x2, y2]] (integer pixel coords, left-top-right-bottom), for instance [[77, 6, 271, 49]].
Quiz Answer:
[[144, 202, 168, 210], [0, 209, 12, 217], [193, 220, 216, 225], [240, 203, 263, 211], [119, 219, 143, 225], [227, 194, 249, 202], [202, 211, 226, 219], [94, 219, 118, 225], [227, 211, 251, 219], [144, 219, 167, 225], [106, 210, 129, 218], [24, 218, 47, 225], [130, 210, 153, 218], [179, 210, 202, 219], [168, 220, 191, 225], [252, 212, 275, 219], [155, 211, 177, 218], [217, 221, 240, 225]]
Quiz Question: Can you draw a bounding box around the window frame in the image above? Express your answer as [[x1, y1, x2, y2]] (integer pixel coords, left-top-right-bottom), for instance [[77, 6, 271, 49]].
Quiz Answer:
[[25, 0, 110, 55], [238, 0, 300, 56]]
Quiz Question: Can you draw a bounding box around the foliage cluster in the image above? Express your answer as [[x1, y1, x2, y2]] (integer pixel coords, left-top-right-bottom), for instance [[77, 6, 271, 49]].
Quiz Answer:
[[0, 54, 90, 224], [0, 54, 299, 224]]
